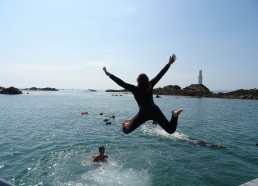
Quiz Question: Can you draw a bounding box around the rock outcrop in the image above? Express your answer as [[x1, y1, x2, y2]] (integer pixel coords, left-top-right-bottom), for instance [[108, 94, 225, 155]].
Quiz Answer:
[[154, 85, 258, 100], [0, 86, 23, 94], [23, 87, 58, 91], [88, 89, 97, 92], [154, 84, 211, 97], [154, 85, 182, 95], [40, 87, 58, 91], [105, 84, 258, 100], [208, 88, 258, 100], [106, 89, 128, 92], [181, 84, 211, 97]]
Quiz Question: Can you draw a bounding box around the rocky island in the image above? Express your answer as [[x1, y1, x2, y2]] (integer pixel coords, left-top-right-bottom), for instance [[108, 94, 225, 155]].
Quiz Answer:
[[106, 84, 258, 100], [23, 87, 58, 91], [0, 86, 59, 95], [154, 84, 258, 100], [0, 86, 23, 94], [87, 89, 97, 92]]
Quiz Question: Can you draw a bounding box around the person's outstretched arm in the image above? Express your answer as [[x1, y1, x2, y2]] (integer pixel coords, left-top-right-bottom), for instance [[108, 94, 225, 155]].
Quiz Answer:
[[150, 54, 177, 87], [103, 66, 135, 91]]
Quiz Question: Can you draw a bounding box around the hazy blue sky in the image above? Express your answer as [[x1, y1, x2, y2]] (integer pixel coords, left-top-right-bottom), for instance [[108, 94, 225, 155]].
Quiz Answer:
[[0, 0, 257, 91]]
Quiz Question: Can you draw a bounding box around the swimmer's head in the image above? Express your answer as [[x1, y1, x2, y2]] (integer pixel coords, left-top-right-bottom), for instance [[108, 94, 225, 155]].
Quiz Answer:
[[137, 73, 149, 89], [99, 146, 105, 152]]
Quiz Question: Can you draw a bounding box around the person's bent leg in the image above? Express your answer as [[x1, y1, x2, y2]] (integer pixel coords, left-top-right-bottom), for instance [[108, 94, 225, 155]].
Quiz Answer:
[[154, 108, 183, 134], [122, 119, 134, 134], [122, 112, 147, 134], [168, 109, 184, 134], [151, 106, 173, 134], [168, 116, 178, 134], [172, 109, 184, 118]]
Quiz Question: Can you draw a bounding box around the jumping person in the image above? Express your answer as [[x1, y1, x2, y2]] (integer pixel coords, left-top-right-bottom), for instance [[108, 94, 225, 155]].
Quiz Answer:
[[92, 146, 109, 162], [103, 54, 183, 134]]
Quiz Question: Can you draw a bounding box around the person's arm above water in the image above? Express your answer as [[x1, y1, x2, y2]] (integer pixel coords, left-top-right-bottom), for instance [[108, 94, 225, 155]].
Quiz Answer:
[[103, 66, 136, 91], [92, 155, 99, 162], [103, 66, 111, 76], [150, 54, 177, 87]]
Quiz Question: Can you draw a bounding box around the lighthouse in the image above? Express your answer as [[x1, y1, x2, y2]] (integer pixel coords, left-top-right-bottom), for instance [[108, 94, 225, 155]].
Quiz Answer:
[[198, 70, 202, 84]]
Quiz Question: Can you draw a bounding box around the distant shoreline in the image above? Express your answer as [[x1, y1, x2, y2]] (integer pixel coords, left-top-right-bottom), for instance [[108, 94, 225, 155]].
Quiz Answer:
[[1, 85, 258, 100], [106, 84, 258, 100]]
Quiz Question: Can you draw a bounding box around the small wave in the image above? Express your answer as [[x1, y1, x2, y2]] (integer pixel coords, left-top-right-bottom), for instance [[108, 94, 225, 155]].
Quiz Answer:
[[141, 124, 189, 141]]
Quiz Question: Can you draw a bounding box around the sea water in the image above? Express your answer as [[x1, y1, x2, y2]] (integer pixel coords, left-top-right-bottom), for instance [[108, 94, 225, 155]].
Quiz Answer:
[[0, 90, 257, 186]]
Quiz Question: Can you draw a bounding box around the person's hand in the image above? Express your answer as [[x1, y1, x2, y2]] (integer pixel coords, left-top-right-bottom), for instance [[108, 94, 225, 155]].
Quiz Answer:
[[103, 66, 110, 76], [168, 54, 177, 65]]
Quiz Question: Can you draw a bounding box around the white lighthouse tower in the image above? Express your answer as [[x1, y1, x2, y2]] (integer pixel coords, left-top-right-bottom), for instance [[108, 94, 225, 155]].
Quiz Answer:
[[198, 70, 203, 84]]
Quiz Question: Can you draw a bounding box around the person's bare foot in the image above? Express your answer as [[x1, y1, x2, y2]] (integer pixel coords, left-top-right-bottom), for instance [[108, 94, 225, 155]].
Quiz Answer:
[[123, 119, 133, 129], [172, 109, 184, 118]]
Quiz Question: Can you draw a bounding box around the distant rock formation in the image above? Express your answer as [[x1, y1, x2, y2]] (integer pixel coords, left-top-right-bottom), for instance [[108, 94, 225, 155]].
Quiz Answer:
[[26, 87, 38, 90], [40, 87, 58, 91], [23, 87, 58, 91], [105, 84, 258, 100], [154, 84, 258, 100], [0, 86, 23, 94], [106, 89, 128, 92], [0, 86, 5, 90], [154, 85, 182, 96], [208, 88, 258, 100], [87, 89, 97, 92], [182, 84, 211, 97], [154, 84, 211, 97]]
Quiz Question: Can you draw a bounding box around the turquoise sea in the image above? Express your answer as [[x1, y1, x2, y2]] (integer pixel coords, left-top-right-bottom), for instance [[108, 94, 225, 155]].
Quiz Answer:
[[1, 90, 258, 186]]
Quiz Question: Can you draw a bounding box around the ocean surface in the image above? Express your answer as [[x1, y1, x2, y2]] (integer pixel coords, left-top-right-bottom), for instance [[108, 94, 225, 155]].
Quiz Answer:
[[1, 90, 257, 186]]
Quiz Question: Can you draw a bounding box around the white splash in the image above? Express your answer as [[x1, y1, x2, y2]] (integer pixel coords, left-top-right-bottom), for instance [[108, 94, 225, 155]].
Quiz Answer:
[[141, 124, 189, 141], [64, 160, 151, 186]]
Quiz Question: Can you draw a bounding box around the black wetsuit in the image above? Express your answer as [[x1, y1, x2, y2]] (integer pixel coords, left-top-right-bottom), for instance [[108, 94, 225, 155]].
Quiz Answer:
[[189, 140, 225, 148], [109, 64, 178, 134]]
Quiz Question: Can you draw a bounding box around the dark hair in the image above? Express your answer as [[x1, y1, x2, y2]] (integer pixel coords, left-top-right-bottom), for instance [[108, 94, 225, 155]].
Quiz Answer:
[[99, 146, 105, 152], [137, 73, 149, 89]]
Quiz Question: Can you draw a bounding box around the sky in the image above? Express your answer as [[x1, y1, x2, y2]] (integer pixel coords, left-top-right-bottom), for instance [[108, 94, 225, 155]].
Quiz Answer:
[[0, 0, 258, 91]]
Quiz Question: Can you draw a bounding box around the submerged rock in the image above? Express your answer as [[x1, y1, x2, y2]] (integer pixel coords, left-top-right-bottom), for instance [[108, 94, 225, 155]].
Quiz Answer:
[[0, 86, 23, 94]]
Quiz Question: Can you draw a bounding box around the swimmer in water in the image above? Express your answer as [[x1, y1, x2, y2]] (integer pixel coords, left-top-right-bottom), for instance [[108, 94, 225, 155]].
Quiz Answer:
[[189, 139, 225, 148], [103, 54, 183, 134], [92, 146, 109, 162]]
